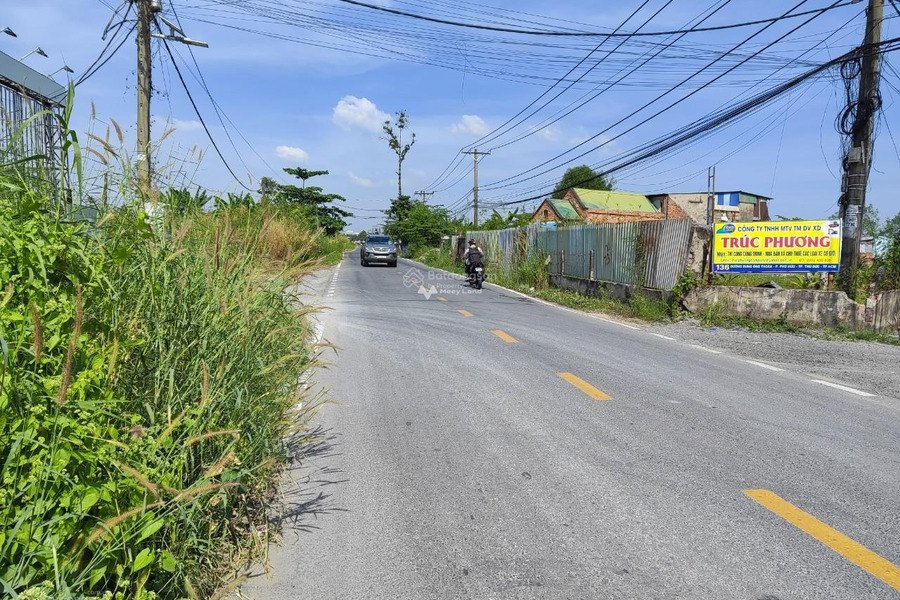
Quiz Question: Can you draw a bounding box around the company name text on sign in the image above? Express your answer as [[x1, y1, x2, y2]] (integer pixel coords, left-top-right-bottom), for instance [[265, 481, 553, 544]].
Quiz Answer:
[[713, 220, 842, 273]]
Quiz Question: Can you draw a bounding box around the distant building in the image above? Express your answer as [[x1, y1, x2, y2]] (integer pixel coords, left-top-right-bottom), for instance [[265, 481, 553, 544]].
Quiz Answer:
[[647, 191, 771, 224], [531, 188, 772, 227], [531, 198, 583, 223], [532, 188, 673, 225]]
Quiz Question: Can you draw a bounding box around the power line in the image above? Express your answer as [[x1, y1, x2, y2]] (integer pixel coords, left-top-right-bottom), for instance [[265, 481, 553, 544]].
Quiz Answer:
[[481, 0, 834, 192], [159, 36, 254, 191], [493, 35, 900, 206], [75, 5, 136, 87], [424, 0, 658, 197], [334, 0, 857, 38], [459, 0, 655, 152]]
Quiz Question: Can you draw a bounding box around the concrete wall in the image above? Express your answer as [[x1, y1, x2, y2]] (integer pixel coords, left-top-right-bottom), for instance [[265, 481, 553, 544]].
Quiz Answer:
[[687, 225, 711, 276], [550, 273, 671, 303], [683, 286, 866, 328], [872, 289, 900, 333]]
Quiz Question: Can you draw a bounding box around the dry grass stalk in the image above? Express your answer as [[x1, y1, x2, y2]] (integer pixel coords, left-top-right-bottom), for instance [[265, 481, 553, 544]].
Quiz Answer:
[[86, 132, 116, 155], [203, 451, 241, 479], [113, 461, 163, 500], [186, 429, 240, 447], [200, 361, 210, 407], [173, 481, 239, 504], [110, 118, 124, 144], [58, 284, 83, 405], [85, 147, 109, 165], [209, 575, 248, 600], [86, 501, 164, 545]]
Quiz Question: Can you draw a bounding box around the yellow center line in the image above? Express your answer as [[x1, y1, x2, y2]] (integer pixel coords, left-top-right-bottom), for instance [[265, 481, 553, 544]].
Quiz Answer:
[[491, 330, 518, 343], [437, 296, 448, 302], [557, 372, 611, 400], [744, 489, 900, 592], [458, 310, 473, 317]]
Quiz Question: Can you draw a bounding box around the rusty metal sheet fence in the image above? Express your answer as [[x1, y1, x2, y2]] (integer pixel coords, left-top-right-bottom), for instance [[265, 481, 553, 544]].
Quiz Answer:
[[640, 219, 693, 289], [465, 219, 692, 290]]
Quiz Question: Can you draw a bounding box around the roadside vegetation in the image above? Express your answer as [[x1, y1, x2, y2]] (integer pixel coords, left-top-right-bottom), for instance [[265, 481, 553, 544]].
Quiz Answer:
[[1, 92, 352, 599]]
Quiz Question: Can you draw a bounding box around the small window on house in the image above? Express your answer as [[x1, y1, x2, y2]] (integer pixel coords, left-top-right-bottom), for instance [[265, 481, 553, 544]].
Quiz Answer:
[[543, 209, 550, 219]]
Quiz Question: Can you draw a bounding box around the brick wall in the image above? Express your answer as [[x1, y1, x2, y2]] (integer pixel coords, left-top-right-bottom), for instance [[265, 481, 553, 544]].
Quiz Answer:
[[585, 210, 664, 224]]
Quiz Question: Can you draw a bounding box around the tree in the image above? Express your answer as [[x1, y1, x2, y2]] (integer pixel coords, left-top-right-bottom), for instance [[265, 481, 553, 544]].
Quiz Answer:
[[551, 165, 613, 199], [259, 177, 278, 204], [384, 195, 414, 225], [479, 208, 533, 231], [881, 211, 900, 237], [384, 200, 453, 251], [382, 111, 416, 200], [356, 230, 368, 241], [290, 168, 329, 189], [272, 167, 352, 235], [830, 204, 880, 237]]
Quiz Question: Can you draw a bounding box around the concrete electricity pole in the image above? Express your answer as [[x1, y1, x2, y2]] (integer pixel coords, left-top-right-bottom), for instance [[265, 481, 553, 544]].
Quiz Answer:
[[135, 0, 207, 194], [136, 0, 156, 194], [463, 149, 489, 227], [839, 0, 883, 293], [415, 190, 434, 203]]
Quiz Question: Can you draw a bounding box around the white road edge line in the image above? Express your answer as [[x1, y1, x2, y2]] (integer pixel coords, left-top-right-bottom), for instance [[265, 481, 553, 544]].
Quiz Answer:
[[651, 333, 676, 341], [744, 359, 784, 372], [811, 380, 875, 397], [689, 344, 722, 354], [312, 322, 325, 345]]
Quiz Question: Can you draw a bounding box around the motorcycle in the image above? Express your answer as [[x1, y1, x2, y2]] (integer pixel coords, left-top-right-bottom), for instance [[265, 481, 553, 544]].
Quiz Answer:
[[467, 261, 485, 290]]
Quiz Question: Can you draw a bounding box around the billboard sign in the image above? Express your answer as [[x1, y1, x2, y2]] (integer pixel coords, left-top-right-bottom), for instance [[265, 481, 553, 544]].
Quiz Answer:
[[713, 220, 841, 273]]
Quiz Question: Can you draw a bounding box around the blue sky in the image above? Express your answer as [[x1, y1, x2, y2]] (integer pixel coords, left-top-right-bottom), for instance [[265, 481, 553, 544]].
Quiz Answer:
[[5, 0, 900, 232]]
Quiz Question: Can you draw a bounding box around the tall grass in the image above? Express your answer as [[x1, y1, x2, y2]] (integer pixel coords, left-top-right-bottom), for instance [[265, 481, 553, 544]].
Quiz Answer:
[[1, 95, 338, 598]]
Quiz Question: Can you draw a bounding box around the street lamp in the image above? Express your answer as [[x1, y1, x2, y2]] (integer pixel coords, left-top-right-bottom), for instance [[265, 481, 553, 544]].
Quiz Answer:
[[50, 65, 74, 78], [2, 27, 16, 37], [20, 47, 48, 61], [150, 16, 209, 48]]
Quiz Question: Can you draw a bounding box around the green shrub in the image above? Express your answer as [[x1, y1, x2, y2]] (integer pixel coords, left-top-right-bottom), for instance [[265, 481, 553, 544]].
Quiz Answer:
[[1, 196, 323, 598]]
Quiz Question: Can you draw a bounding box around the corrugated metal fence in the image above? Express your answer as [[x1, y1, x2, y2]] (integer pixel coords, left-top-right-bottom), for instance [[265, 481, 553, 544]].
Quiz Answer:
[[464, 219, 693, 290]]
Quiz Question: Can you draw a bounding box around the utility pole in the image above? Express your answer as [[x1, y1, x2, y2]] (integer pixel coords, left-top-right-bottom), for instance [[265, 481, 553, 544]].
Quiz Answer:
[[415, 190, 434, 203], [839, 0, 883, 293], [135, 0, 206, 195], [463, 148, 490, 227], [136, 0, 156, 194], [706, 165, 716, 226]]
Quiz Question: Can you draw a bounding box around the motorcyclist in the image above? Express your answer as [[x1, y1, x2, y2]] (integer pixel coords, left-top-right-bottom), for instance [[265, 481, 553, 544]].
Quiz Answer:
[[464, 238, 484, 279]]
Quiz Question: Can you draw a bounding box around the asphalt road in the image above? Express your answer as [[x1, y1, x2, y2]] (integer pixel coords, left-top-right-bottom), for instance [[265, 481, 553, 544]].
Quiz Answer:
[[243, 255, 900, 600]]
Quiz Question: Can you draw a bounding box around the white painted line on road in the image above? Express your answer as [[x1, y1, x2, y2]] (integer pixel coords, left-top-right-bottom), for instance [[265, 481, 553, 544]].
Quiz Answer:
[[744, 359, 784, 372], [811, 380, 875, 397], [312, 322, 325, 345], [651, 333, 676, 341], [689, 344, 722, 354], [596, 317, 639, 330]]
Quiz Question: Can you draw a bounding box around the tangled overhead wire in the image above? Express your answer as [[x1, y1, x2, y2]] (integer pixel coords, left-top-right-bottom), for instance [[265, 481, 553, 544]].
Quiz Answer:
[[836, 44, 883, 171]]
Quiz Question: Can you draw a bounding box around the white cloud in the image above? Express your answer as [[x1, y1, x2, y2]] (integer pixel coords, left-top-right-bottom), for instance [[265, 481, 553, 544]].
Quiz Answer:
[[172, 118, 204, 132], [451, 114, 489, 136], [332, 96, 389, 133], [275, 145, 309, 162], [539, 126, 563, 142], [150, 116, 204, 133], [349, 171, 376, 188]]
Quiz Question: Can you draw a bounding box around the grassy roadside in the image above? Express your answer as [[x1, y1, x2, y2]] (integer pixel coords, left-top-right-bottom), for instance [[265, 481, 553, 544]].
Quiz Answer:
[[1, 189, 346, 596], [415, 247, 900, 345], [415, 248, 670, 323]]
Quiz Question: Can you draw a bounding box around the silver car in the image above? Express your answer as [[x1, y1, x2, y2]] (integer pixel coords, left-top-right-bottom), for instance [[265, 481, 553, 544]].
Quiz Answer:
[[360, 234, 398, 267]]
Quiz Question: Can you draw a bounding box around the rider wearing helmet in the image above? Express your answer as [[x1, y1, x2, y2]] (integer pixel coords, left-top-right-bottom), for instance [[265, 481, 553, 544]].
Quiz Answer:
[[464, 238, 484, 278]]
